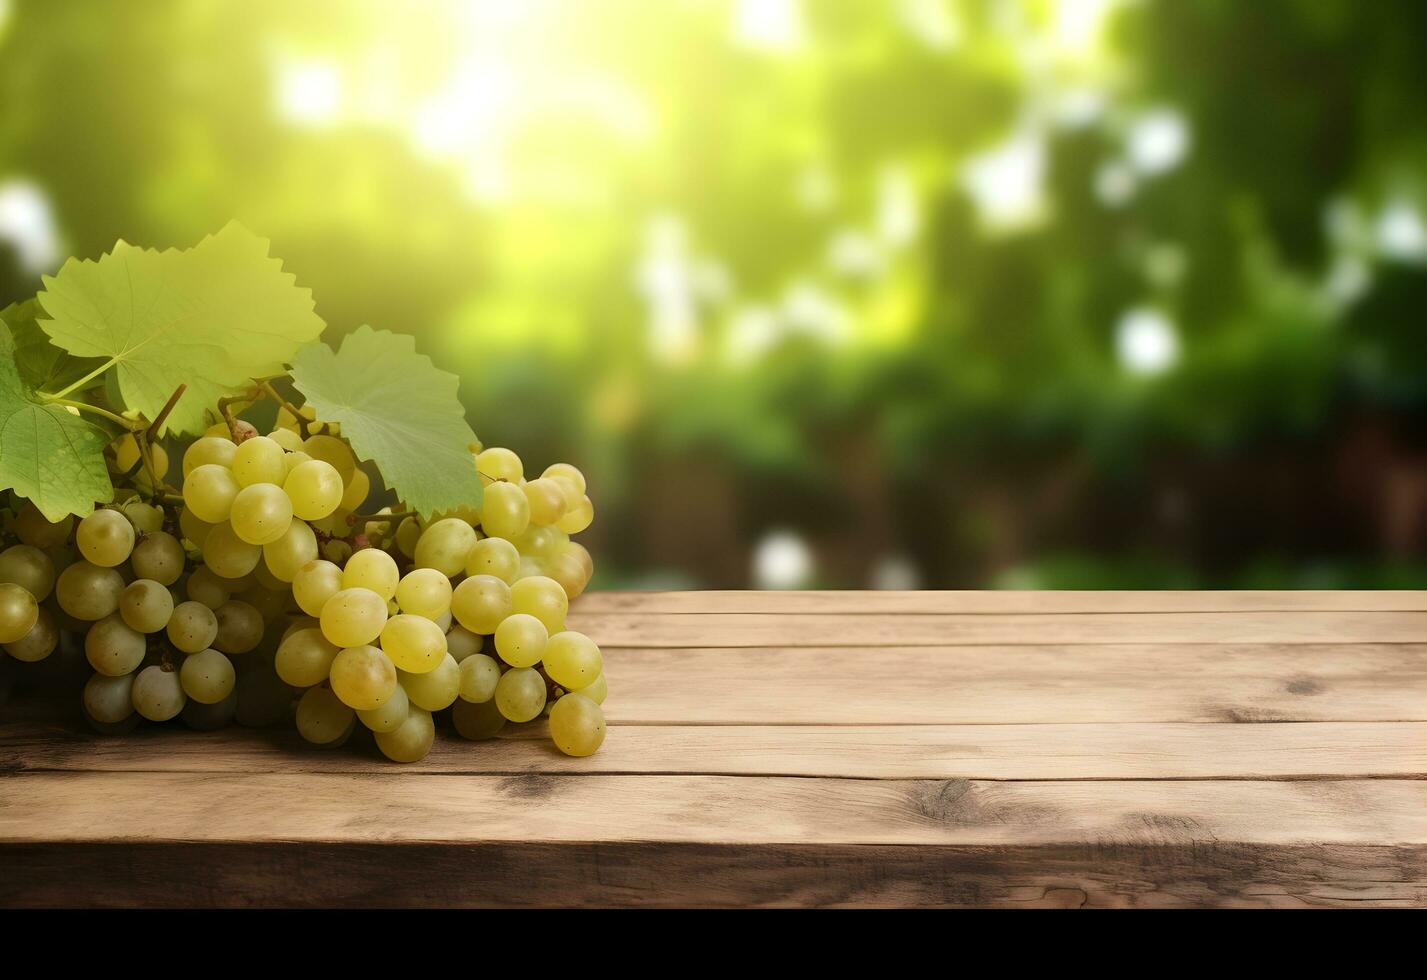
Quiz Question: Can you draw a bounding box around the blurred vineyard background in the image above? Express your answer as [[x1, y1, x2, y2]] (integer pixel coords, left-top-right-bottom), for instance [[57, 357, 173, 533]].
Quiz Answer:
[[2, 0, 1427, 590]]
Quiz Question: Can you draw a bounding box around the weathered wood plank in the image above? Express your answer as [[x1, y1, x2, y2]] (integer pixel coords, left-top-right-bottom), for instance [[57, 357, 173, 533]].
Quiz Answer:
[[575, 590, 1427, 614], [2, 774, 1424, 846], [3, 841, 1422, 907], [568, 610, 1427, 647], [601, 644, 1427, 724], [5, 718, 1425, 780]]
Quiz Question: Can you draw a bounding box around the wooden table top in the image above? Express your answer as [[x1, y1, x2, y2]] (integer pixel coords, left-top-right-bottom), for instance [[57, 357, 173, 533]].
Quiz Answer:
[[4, 590, 1426, 907]]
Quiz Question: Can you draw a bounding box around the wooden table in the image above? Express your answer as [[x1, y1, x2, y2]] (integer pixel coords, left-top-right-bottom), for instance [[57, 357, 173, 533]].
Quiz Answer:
[[3, 591, 1426, 907]]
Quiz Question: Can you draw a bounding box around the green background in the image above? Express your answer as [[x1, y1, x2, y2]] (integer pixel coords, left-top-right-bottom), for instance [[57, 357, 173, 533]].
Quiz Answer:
[[2, 0, 1425, 590]]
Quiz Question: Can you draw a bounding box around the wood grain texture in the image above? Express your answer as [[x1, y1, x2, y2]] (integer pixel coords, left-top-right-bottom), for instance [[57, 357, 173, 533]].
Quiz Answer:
[[5, 716, 1425, 780], [602, 644, 1427, 724], [576, 590, 1427, 614], [3, 590, 1426, 908], [4, 774, 1426, 845], [568, 610, 1427, 647]]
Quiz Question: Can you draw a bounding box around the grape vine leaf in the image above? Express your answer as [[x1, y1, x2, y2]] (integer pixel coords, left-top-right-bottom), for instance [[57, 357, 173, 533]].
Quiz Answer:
[[34, 222, 325, 434], [289, 325, 483, 516], [0, 298, 108, 394], [0, 321, 114, 520]]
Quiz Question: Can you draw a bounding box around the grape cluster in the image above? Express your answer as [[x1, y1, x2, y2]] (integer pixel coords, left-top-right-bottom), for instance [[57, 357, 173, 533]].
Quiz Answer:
[[0, 405, 605, 763]]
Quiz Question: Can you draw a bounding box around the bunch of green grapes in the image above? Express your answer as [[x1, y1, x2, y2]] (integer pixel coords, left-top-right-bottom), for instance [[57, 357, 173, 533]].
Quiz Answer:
[[1, 403, 606, 764], [277, 446, 605, 762]]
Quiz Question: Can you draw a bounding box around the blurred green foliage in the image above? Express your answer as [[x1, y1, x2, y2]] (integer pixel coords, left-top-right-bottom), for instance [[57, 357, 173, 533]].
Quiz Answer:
[[2, 0, 1426, 588]]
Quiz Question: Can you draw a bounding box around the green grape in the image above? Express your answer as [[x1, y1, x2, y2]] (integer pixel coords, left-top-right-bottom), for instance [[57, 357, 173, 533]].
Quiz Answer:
[[465, 536, 520, 583], [328, 644, 398, 711], [542, 631, 603, 691], [542, 462, 587, 495], [120, 578, 175, 633], [183, 463, 240, 523], [283, 459, 344, 520], [0, 580, 38, 644], [394, 567, 452, 620], [494, 613, 548, 668], [357, 681, 409, 733], [560, 540, 594, 578], [178, 508, 214, 549], [56, 561, 125, 620], [83, 671, 136, 724], [292, 559, 344, 617], [476, 447, 524, 483], [295, 686, 355, 745], [181, 690, 238, 730], [167, 601, 219, 654], [457, 653, 501, 703], [185, 565, 232, 609], [251, 557, 286, 592], [131, 664, 186, 721], [577, 672, 608, 705], [282, 615, 320, 641], [231, 436, 287, 487], [322, 538, 353, 564], [13, 502, 74, 550], [114, 433, 169, 478], [362, 506, 395, 545], [121, 499, 165, 534], [374, 705, 434, 762], [235, 667, 293, 728], [340, 468, 370, 512], [76, 508, 136, 567], [450, 574, 512, 634], [275, 627, 340, 687], [544, 550, 590, 600], [513, 523, 561, 558], [451, 696, 507, 741], [275, 402, 317, 432], [398, 653, 460, 711], [433, 609, 453, 632], [510, 575, 568, 633], [555, 494, 594, 535], [242, 585, 289, 624], [182, 436, 237, 476], [213, 600, 263, 653], [481, 481, 530, 540], [342, 548, 399, 600], [319, 587, 386, 647], [179, 648, 236, 704], [413, 518, 477, 577], [229, 483, 294, 546], [4, 607, 57, 662], [380, 614, 446, 673], [131, 531, 185, 586], [548, 693, 606, 757], [395, 516, 422, 558], [445, 625, 484, 662], [0, 545, 55, 602], [202, 522, 262, 579], [302, 434, 356, 483], [283, 450, 313, 475], [522, 478, 568, 527], [515, 555, 544, 581], [494, 666, 546, 722], [262, 518, 318, 582], [267, 427, 303, 452]]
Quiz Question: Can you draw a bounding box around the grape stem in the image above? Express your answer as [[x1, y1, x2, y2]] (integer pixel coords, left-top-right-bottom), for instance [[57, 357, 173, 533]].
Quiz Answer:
[[145, 384, 187, 439], [254, 378, 311, 439], [216, 389, 258, 441], [42, 397, 139, 430]]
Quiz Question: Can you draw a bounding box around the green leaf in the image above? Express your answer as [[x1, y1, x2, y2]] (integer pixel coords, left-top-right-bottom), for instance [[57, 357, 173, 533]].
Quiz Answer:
[[0, 297, 108, 394], [35, 221, 325, 434], [290, 325, 483, 516], [0, 322, 114, 521]]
